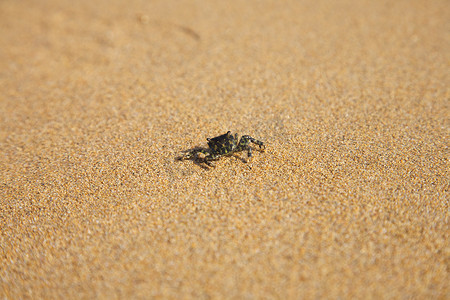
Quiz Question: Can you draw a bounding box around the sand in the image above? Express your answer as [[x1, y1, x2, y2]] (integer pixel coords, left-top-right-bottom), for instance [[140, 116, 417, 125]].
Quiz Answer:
[[0, 0, 448, 298]]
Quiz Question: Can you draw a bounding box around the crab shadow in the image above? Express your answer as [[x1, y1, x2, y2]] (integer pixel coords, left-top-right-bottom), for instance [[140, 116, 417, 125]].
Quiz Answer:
[[175, 146, 247, 169], [175, 146, 211, 170]]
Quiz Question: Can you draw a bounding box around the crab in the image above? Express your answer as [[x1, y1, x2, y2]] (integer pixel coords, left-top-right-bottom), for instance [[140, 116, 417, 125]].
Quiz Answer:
[[179, 131, 265, 167]]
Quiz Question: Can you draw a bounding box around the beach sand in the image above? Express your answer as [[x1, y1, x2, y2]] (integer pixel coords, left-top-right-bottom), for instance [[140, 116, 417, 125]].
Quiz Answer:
[[1, 0, 448, 298]]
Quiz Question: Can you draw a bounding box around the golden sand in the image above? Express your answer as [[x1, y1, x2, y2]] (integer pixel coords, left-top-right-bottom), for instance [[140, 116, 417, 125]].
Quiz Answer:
[[1, 0, 448, 298]]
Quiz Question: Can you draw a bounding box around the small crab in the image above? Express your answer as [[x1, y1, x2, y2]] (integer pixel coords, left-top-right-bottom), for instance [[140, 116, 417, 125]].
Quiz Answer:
[[179, 131, 265, 167]]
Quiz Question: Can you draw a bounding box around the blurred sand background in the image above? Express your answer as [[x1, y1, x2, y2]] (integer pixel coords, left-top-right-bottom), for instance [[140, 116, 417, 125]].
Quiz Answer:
[[0, 0, 448, 298]]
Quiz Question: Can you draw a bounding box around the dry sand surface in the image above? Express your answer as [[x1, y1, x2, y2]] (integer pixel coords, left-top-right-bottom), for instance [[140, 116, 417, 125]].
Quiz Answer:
[[1, 0, 449, 298]]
